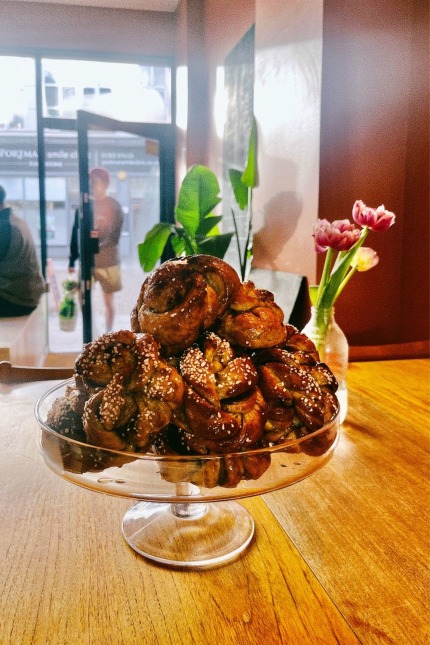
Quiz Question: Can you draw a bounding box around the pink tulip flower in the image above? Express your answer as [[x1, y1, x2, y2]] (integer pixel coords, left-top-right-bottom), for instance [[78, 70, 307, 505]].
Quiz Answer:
[[351, 247, 379, 272], [313, 218, 361, 253], [310, 199, 395, 310], [352, 200, 396, 232]]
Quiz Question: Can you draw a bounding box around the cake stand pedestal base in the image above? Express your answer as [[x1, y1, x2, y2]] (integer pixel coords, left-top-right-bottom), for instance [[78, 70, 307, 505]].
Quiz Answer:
[[121, 500, 254, 569]]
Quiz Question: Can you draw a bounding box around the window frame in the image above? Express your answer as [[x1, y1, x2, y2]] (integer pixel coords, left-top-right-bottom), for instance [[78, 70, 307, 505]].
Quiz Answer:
[[0, 46, 176, 277]]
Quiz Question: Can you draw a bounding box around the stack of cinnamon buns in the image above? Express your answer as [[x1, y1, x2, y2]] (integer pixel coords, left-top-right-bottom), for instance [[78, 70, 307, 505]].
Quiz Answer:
[[47, 255, 339, 486]]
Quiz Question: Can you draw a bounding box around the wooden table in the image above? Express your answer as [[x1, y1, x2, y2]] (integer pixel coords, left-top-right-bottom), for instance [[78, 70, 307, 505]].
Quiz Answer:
[[0, 359, 428, 644], [265, 358, 430, 645]]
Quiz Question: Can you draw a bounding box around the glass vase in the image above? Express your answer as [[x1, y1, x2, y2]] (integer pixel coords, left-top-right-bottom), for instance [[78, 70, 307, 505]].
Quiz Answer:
[[302, 306, 348, 423]]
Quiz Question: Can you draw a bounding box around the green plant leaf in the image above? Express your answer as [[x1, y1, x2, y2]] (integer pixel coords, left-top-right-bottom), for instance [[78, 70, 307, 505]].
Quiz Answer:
[[175, 165, 222, 236], [59, 297, 76, 318], [241, 117, 259, 188], [197, 232, 235, 259], [230, 207, 243, 270], [171, 235, 186, 256], [175, 227, 198, 254], [137, 163, 234, 269], [196, 215, 223, 237], [229, 168, 248, 210], [138, 222, 172, 272]]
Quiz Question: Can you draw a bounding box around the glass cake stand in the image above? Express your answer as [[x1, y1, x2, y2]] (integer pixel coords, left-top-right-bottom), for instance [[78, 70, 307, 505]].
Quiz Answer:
[[35, 380, 340, 569]]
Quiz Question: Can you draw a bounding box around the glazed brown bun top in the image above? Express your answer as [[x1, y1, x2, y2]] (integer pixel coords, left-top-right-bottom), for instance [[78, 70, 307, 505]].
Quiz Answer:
[[74, 330, 184, 451], [130, 255, 241, 356], [217, 280, 287, 349]]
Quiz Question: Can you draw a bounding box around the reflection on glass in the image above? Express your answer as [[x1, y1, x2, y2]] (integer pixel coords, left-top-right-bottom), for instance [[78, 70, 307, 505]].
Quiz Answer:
[[41, 58, 171, 123], [85, 130, 161, 340], [0, 57, 36, 131]]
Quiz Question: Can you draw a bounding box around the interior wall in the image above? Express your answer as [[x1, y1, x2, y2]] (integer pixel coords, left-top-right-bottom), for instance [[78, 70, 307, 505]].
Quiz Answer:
[[175, 0, 191, 186], [0, 1, 176, 55], [401, 0, 429, 342], [203, 0, 324, 285], [179, 0, 209, 171], [202, 0, 428, 346], [252, 0, 323, 284], [175, 0, 254, 232], [203, 0, 255, 176], [318, 0, 429, 345]]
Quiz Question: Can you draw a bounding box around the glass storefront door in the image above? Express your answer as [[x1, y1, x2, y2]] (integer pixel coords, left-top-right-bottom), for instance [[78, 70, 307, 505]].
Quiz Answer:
[[44, 113, 174, 351], [41, 110, 174, 349], [1, 53, 174, 357], [76, 111, 170, 343]]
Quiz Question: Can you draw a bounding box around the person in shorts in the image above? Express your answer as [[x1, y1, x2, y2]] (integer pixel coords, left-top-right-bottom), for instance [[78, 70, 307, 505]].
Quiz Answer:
[[69, 167, 124, 331]]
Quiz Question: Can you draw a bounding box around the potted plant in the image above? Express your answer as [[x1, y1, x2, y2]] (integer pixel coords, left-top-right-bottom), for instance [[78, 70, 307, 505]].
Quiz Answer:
[[138, 165, 235, 272], [59, 278, 79, 331]]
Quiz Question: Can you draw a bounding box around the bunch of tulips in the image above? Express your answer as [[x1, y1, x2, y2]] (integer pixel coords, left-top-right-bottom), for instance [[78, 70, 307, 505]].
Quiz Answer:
[[311, 200, 396, 309]]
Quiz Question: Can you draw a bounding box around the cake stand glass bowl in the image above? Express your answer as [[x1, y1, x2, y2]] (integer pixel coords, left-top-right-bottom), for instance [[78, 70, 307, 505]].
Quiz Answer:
[[35, 380, 340, 569]]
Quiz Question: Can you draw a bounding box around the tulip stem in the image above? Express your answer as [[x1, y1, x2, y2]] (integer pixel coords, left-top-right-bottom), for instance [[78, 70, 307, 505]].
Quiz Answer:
[[316, 247, 334, 307], [333, 265, 358, 304], [318, 227, 369, 309]]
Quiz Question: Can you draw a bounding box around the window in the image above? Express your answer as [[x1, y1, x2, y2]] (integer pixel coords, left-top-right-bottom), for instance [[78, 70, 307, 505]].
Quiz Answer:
[[0, 51, 174, 350], [0, 57, 36, 131], [0, 53, 172, 252], [41, 58, 171, 123]]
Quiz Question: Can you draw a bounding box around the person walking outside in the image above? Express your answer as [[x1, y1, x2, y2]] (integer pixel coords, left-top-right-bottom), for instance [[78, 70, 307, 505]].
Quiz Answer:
[[69, 167, 124, 332]]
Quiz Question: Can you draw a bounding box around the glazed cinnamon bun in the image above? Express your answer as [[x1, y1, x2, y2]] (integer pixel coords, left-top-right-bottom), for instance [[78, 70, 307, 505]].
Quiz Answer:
[[130, 255, 241, 356]]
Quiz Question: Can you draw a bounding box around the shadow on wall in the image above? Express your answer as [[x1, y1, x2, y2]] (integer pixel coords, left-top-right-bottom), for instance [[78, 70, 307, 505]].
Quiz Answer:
[[253, 191, 302, 268]]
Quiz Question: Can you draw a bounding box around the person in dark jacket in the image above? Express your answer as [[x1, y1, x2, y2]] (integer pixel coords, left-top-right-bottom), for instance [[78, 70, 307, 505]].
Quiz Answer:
[[0, 186, 46, 317]]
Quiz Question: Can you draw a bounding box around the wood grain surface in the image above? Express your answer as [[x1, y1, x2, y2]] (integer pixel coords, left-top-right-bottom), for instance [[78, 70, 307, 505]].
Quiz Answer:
[[264, 358, 430, 645], [1, 359, 428, 644], [0, 381, 357, 645]]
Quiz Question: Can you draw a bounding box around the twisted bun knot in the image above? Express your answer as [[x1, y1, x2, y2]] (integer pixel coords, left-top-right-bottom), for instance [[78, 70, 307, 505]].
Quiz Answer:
[[175, 332, 266, 453], [252, 346, 339, 446], [190, 451, 271, 488], [217, 281, 288, 349], [76, 331, 184, 450], [282, 328, 321, 363], [130, 255, 241, 356], [83, 374, 137, 451], [75, 329, 160, 392], [152, 425, 272, 489]]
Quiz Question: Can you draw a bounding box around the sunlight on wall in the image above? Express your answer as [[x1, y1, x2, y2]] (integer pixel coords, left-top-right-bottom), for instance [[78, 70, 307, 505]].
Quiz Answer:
[[255, 41, 321, 156], [253, 2, 324, 281], [214, 66, 227, 139], [176, 66, 188, 130]]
